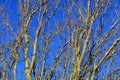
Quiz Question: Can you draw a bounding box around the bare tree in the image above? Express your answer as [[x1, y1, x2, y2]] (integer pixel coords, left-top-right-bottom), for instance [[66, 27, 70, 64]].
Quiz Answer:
[[0, 0, 120, 80]]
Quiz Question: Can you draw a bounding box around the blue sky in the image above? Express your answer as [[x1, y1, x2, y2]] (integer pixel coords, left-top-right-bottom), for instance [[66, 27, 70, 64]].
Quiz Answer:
[[0, 0, 120, 80]]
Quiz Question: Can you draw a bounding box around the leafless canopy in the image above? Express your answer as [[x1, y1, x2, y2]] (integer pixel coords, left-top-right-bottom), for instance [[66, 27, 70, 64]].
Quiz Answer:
[[0, 0, 120, 80]]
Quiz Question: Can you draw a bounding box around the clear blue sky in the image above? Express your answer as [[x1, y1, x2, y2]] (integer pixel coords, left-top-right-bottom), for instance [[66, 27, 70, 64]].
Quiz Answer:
[[0, 0, 120, 80]]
